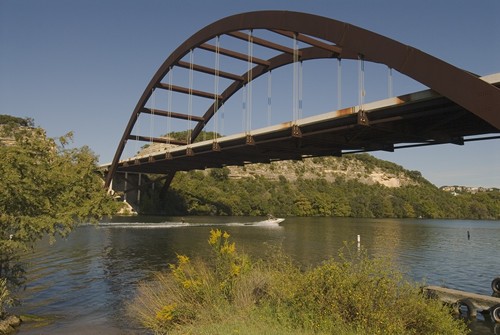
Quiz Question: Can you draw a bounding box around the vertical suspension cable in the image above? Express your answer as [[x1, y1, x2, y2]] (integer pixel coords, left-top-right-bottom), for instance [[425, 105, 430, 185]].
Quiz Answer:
[[221, 102, 225, 136], [299, 60, 303, 119], [267, 70, 272, 126], [292, 33, 299, 122], [213, 36, 220, 141], [246, 29, 253, 134], [134, 113, 139, 156], [187, 49, 194, 144], [337, 58, 342, 110], [242, 84, 246, 132], [358, 55, 365, 110], [387, 66, 393, 98], [167, 67, 173, 148], [150, 88, 155, 146]]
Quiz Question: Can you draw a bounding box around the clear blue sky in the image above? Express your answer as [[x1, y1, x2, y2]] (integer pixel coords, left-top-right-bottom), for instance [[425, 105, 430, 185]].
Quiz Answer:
[[1, 0, 499, 187]]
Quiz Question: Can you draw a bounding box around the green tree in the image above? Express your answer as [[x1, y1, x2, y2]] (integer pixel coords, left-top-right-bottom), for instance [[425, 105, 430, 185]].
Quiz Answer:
[[209, 167, 230, 181], [293, 194, 314, 216], [0, 121, 118, 297], [0, 114, 33, 127]]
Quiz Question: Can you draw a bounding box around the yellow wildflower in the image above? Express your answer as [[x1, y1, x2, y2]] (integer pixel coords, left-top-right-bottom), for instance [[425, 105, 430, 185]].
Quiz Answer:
[[182, 279, 201, 289], [156, 303, 176, 322], [176, 254, 190, 265], [220, 242, 236, 255], [208, 229, 222, 245], [230, 263, 241, 277]]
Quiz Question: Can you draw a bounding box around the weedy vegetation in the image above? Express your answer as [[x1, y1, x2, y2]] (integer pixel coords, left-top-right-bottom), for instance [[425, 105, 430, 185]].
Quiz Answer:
[[128, 230, 469, 335]]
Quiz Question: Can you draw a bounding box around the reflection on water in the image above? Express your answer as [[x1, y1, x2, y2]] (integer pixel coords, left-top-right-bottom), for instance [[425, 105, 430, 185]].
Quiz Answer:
[[14, 217, 500, 334]]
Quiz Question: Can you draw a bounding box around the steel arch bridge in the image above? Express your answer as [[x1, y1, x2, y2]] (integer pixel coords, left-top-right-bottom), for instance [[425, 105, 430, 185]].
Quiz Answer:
[[103, 11, 500, 190]]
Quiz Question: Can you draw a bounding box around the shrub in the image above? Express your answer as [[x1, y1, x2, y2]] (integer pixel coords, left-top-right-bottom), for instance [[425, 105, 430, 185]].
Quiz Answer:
[[129, 234, 468, 335], [272, 246, 467, 334]]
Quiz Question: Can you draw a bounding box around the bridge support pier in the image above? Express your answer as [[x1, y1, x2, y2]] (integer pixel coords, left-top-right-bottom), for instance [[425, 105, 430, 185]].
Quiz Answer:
[[108, 172, 148, 215], [108, 172, 175, 215]]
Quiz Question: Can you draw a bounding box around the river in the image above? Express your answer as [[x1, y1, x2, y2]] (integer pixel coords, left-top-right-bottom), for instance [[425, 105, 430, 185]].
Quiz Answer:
[[13, 217, 500, 334]]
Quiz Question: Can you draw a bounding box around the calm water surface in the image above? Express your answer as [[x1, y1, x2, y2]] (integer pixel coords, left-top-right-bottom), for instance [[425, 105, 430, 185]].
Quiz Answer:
[[14, 217, 500, 334]]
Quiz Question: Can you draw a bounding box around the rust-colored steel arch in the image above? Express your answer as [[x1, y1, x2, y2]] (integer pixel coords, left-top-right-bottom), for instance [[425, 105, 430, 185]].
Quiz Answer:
[[105, 10, 500, 188]]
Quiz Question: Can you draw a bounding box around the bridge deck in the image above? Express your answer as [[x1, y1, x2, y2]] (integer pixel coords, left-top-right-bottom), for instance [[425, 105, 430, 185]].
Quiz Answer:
[[102, 73, 500, 175]]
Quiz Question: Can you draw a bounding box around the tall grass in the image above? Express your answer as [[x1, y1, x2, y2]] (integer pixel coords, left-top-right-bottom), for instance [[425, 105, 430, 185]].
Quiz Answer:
[[128, 230, 469, 335], [0, 278, 14, 320]]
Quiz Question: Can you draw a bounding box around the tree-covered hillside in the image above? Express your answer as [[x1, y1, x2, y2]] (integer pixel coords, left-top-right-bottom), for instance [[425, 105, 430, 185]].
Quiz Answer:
[[138, 154, 499, 220]]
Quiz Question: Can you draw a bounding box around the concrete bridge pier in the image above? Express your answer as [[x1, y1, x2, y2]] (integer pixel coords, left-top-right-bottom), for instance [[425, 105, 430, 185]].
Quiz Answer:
[[108, 171, 148, 215]]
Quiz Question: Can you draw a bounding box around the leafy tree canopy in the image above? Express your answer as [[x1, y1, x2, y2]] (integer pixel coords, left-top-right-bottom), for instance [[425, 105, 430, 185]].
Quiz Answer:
[[0, 119, 119, 297]]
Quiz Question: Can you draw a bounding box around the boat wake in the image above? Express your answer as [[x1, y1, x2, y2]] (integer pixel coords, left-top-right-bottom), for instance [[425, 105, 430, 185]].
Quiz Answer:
[[97, 218, 284, 229], [97, 221, 190, 229]]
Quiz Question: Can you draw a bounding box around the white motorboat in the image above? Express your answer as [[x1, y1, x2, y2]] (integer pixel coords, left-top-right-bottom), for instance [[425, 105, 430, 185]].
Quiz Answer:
[[258, 217, 285, 225], [247, 216, 285, 226]]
